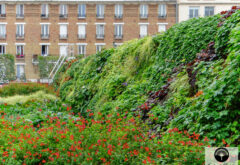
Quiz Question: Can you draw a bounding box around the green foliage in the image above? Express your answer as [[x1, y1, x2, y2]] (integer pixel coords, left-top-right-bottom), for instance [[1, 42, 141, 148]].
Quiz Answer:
[[38, 56, 59, 79], [0, 83, 55, 97], [215, 10, 240, 57], [0, 54, 15, 81]]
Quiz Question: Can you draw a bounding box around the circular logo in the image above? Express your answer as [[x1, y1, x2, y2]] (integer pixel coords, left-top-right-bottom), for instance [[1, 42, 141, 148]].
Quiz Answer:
[[214, 148, 229, 162]]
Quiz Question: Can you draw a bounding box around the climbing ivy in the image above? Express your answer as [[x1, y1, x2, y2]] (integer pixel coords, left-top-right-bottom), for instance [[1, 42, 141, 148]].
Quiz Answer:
[[0, 54, 15, 82], [38, 56, 58, 79]]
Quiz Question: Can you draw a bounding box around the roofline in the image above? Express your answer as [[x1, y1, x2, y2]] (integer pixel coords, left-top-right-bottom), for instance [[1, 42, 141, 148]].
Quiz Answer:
[[0, 0, 177, 4]]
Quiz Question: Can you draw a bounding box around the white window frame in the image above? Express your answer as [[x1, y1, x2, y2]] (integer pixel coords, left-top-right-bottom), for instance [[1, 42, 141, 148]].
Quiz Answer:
[[0, 4, 6, 15], [140, 4, 148, 18], [41, 24, 49, 38], [16, 45, 24, 55], [157, 23, 168, 33], [41, 4, 49, 17], [139, 23, 148, 38], [16, 24, 24, 38], [158, 4, 166, 18], [16, 64, 25, 80], [0, 44, 6, 54], [0, 24, 6, 39], [96, 4, 104, 18], [205, 6, 214, 17], [78, 4, 86, 18], [96, 23, 105, 39], [77, 44, 87, 56], [114, 24, 123, 39], [115, 4, 123, 18], [59, 23, 68, 39], [77, 24, 86, 39], [16, 4, 24, 17], [59, 4, 68, 17], [95, 43, 105, 53], [189, 6, 199, 19], [41, 45, 49, 56]]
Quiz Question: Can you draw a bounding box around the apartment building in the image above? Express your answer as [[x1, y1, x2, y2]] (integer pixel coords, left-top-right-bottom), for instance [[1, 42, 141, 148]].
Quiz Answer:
[[178, 0, 240, 22], [0, 0, 176, 81]]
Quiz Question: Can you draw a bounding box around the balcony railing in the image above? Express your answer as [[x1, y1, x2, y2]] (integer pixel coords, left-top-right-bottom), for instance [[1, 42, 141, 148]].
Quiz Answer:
[[59, 14, 68, 19], [139, 34, 147, 38], [78, 34, 86, 39], [41, 14, 49, 18], [158, 14, 167, 19], [96, 14, 104, 19], [59, 34, 68, 39], [115, 14, 123, 19], [96, 34, 104, 39], [140, 14, 148, 19], [78, 14, 86, 18], [114, 34, 123, 39], [16, 54, 25, 59], [0, 13, 6, 18], [16, 14, 24, 18], [41, 34, 49, 39], [0, 34, 6, 39], [16, 34, 24, 39]]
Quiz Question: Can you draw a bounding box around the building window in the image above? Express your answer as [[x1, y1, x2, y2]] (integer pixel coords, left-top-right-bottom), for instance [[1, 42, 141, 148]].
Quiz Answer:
[[41, 45, 48, 56], [96, 24, 104, 39], [0, 24, 6, 39], [140, 5, 148, 18], [59, 4, 67, 18], [0, 45, 5, 54], [16, 64, 25, 80], [0, 4, 6, 17], [96, 5, 104, 18], [78, 4, 86, 18], [78, 24, 86, 39], [41, 4, 49, 18], [16, 4, 24, 18], [189, 7, 199, 19], [78, 45, 86, 55], [158, 4, 166, 18], [115, 4, 123, 18], [59, 24, 67, 39], [158, 24, 167, 32], [96, 45, 104, 53], [41, 24, 49, 39], [16, 45, 24, 55], [205, 7, 214, 16], [139, 24, 148, 38], [113, 42, 123, 48], [114, 24, 123, 39], [16, 24, 24, 39]]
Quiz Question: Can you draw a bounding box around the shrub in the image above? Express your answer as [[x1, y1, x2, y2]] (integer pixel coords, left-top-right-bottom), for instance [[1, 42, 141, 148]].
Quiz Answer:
[[0, 83, 55, 97], [0, 54, 15, 82]]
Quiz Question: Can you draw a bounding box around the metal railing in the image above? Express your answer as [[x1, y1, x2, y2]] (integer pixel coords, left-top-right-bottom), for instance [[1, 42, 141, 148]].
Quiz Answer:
[[96, 34, 104, 39]]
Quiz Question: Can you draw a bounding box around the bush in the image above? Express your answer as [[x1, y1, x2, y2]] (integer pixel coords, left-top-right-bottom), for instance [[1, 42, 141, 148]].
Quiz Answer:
[[0, 83, 55, 97], [0, 54, 15, 82]]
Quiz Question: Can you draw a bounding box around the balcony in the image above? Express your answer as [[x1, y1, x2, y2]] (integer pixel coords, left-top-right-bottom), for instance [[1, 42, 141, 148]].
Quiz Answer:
[[96, 34, 104, 39], [96, 14, 104, 19], [16, 14, 24, 19], [59, 14, 68, 19], [115, 14, 123, 19], [114, 34, 123, 39], [0, 34, 6, 39], [59, 34, 68, 39], [41, 34, 49, 39], [0, 13, 6, 18], [158, 14, 167, 19], [78, 14, 86, 19], [78, 34, 86, 39], [16, 54, 25, 59], [41, 14, 49, 19], [16, 34, 24, 40], [140, 14, 148, 19]]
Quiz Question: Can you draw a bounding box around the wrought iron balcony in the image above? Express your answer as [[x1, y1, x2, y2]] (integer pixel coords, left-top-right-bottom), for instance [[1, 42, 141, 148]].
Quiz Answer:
[[0, 34, 6, 39], [114, 34, 123, 39], [41, 34, 49, 39], [96, 34, 104, 39], [59, 34, 68, 39], [16, 14, 24, 18], [140, 14, 148, 19], [16, 34, 24, 39], [59, 14, 68, 19], [78, 34, 86, 39], [115, 14, 123, 19]]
